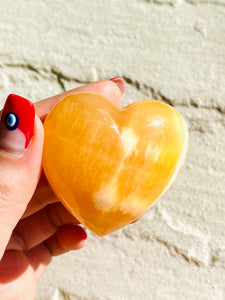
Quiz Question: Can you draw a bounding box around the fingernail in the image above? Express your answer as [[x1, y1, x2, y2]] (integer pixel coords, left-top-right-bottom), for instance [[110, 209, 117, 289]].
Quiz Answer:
[[74, 225, 88, 240], [0, 94, 35, 154], [58, 225, 87, 249], [109, 77, 126, 94]]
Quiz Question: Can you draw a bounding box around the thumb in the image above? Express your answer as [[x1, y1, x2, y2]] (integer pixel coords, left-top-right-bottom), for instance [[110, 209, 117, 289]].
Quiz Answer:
[[0, 94, 44, 259]]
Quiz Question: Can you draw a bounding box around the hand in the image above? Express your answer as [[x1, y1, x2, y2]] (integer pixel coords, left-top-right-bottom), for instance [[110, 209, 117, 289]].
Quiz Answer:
[[0, 78, 126, 300]]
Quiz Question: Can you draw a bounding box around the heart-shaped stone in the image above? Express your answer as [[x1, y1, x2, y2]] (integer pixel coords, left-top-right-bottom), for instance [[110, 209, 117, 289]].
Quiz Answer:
[[43, 92, 188, 236]]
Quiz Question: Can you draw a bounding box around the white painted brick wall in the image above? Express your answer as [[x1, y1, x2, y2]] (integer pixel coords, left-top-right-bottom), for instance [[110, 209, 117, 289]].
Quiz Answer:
[[0, 0, 224, 299]]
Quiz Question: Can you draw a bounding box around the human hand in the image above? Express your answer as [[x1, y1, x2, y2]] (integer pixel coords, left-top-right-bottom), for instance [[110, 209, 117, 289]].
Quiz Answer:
[[0, 78, 126, 300]]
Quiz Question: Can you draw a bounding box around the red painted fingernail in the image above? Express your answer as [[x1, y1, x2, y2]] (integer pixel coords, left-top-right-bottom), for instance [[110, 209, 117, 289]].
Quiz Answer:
[[74, 226, 88, 240], [57, 225, 87, 250], [109, 77, 126, 95], [0, 94, 35, 154]]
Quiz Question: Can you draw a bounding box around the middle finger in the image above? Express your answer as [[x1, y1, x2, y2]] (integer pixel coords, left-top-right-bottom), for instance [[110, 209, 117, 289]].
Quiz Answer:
[[15, 203, 79, 250]]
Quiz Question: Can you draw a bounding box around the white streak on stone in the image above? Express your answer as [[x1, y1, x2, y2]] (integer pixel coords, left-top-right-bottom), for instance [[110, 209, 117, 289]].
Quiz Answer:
[[120, 128, 138, 157], [94, 185, 117, 212], [112, 122, 120, 136], [145, 141, 162, 161]]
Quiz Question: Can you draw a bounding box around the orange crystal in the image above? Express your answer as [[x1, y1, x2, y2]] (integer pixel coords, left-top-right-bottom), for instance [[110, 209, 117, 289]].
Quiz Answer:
[[43, 92, 188, 236]]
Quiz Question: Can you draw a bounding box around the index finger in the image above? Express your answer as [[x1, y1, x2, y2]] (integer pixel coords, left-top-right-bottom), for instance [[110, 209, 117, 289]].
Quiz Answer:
[[35, 78, 126, 122]]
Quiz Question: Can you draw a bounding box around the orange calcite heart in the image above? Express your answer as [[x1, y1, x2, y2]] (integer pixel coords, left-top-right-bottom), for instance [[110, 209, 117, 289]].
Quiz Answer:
[[43, 92, 188, 236]]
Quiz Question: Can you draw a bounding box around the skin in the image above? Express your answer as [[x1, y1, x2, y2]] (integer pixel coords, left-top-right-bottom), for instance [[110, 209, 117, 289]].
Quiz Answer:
[[0, 79, 140, 300]]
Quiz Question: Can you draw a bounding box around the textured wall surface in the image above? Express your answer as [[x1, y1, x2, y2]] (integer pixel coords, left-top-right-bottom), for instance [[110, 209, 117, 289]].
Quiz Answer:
[[0, 0, 225, 299]]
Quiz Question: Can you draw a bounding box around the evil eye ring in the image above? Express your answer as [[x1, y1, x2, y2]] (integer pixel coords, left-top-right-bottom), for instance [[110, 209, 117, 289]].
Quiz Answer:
[[5, 112, 19, 130]]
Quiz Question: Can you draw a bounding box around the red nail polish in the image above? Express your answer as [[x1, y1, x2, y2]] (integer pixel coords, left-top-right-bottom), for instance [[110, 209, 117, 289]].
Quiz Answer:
[[109, 77, 120, 81], [74, 226, 88, 240], [0, 94, 35, 153], [109, 77, 126, 94]]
